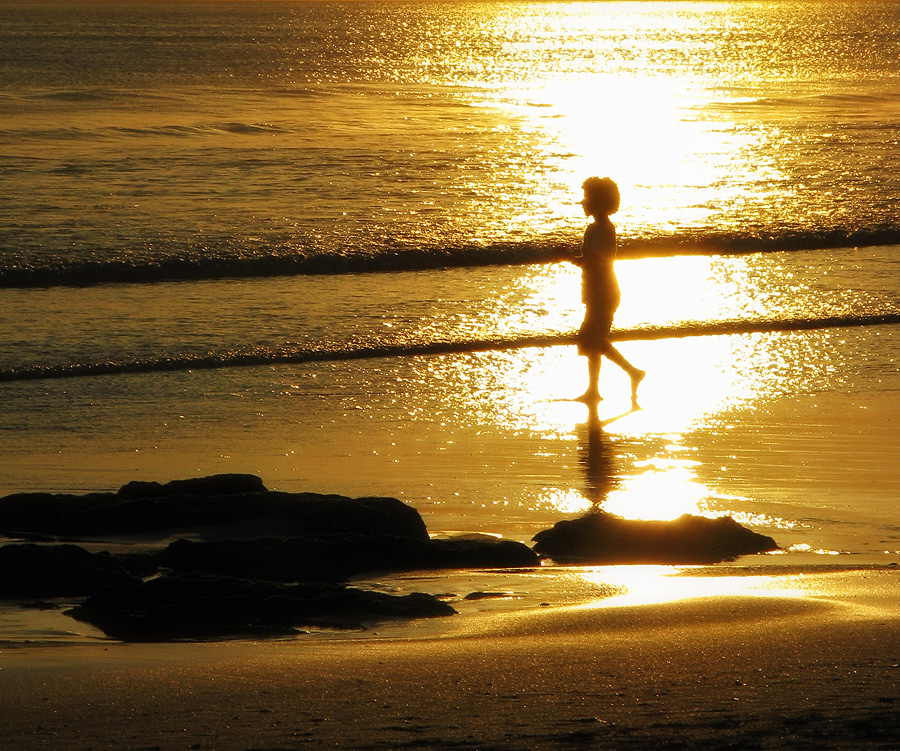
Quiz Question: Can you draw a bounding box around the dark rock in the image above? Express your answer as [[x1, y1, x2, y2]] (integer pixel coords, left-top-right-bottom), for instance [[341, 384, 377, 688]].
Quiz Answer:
[[283, 495, 428, 540], [532, 511, 779, 565], [0, 544, 139, 599], [117, 474, 266, 499], [66, 573, 456, 641], [156, 534, 539, 583], [0, 475, 429, 542], [422, 536, 540, 571], [21, 601, 61, 610], [464, 591, 513, 601], [112, 551, 160, 579], [0, 492, 110, 539], [157, 536, 354, 583]]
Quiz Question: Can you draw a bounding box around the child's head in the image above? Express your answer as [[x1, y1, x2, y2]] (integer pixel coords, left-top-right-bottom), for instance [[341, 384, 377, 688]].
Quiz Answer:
[[581, 176, 620, 217]]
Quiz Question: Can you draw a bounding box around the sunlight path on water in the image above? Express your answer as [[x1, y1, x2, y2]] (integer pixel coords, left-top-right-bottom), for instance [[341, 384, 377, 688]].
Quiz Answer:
[[577, 566, 804, 608]]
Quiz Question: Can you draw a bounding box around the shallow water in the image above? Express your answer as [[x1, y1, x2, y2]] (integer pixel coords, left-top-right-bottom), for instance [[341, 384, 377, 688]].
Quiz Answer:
[[2, 249, 898, 566], [1, 245, 897, 377]]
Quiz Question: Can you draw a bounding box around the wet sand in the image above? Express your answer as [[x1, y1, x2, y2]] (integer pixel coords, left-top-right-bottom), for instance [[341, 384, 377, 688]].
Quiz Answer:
[[3, 568, 899, 750]]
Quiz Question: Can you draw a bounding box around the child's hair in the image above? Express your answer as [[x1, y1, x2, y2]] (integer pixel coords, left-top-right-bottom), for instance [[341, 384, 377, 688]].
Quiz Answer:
[[582, 176, 620, 215]]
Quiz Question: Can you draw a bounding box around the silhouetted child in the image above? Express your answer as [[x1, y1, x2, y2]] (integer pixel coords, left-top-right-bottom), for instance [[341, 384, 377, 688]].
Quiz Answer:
[[571, 176, 644, 404]]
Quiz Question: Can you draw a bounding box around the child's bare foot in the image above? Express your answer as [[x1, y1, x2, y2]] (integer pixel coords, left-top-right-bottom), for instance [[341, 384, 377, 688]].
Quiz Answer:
[[575, 390, 602, 405]]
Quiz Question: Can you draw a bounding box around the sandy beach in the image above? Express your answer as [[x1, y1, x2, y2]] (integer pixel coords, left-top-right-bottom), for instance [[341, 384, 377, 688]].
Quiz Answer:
[[3, 567, 899, 750]]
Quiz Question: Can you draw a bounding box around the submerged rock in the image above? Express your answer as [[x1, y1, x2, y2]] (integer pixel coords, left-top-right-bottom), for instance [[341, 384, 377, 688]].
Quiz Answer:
[[532, 511, 779, 565], [0, 544, 139, 599], [464, 591, 514, 601], [67, 573, 456, 641]]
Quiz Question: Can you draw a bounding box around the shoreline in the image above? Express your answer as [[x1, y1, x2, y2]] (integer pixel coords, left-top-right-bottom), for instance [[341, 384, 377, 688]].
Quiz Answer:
[[2, 558, 897, 647], [3, 567, 899, 750], [0, 470, 896, 646]]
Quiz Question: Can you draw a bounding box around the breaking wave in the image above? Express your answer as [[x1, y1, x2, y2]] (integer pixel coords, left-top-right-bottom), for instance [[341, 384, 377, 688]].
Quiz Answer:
[[2, 225, 899, 288]]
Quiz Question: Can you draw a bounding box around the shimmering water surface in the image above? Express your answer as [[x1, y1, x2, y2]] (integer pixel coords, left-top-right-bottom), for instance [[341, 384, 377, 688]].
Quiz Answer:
[[3, 0, 900, 281], [2, 248, 898, 560], [2, 1, 900, 609]]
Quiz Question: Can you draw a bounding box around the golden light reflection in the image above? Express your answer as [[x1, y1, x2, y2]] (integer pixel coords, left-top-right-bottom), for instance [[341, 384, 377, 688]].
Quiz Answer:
[[614, 256, 746, 329], [474, 324, 804, 532], [463, 2, 794, 239], [539, 79, 720, 217], [577, 566, 804, 608], [787, 543, 841, 556], [538, 487, 592, 516], [485, 70, 785, 237], [419, 252, 819, 537], [470, 253, 803, 439], [603, 460, 706, 520], [482, 333, 767, 440], [431, 263, 581, 346]]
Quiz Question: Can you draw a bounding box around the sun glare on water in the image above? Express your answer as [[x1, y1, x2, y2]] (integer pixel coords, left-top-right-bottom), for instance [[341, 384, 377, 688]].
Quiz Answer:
[[423, 4, 819, 531], [469, 3, 789, 240], [578, 566, 805, 608], [460, 253, 807, 526]]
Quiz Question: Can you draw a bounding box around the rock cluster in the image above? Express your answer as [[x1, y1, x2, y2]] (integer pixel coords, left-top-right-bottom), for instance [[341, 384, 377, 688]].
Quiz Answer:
[[0, 474, 780, 641], [0, 474, 537, 640]]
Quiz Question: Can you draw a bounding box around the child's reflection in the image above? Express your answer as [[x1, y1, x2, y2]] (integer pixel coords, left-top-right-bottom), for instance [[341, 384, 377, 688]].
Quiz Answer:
[[577, 403, 637, 507]]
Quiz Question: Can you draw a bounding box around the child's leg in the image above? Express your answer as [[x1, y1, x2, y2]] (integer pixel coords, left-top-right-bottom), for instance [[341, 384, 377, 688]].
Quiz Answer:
[[578, 352, 602, 402], [604, 343, 645, 397]]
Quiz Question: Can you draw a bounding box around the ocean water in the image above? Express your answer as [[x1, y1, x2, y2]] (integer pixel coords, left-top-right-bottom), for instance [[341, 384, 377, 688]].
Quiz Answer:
[[3, 0, 900, 285], [2, 0, 900, 598]]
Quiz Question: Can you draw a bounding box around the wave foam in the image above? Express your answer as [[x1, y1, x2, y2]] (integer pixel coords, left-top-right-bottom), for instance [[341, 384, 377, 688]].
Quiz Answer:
[[2, 225, 899, 289]]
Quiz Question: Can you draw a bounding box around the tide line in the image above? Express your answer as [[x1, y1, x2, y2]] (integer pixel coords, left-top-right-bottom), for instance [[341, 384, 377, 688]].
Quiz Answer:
[[2, 312, 898, 383]]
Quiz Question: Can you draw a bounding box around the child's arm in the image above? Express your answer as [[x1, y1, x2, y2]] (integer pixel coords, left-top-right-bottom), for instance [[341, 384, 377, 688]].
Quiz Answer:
[[570, 232, 588, 266]]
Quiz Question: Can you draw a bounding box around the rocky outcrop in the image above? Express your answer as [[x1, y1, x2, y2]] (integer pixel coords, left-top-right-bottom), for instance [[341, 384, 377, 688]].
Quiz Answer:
[[156, 534, 538, 583], [0, 474, 428, 541], [0, 544, 139, 598], [0, 475, 538, 641], [532, 511, 779, 565], [67, 573, 455, 641]]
